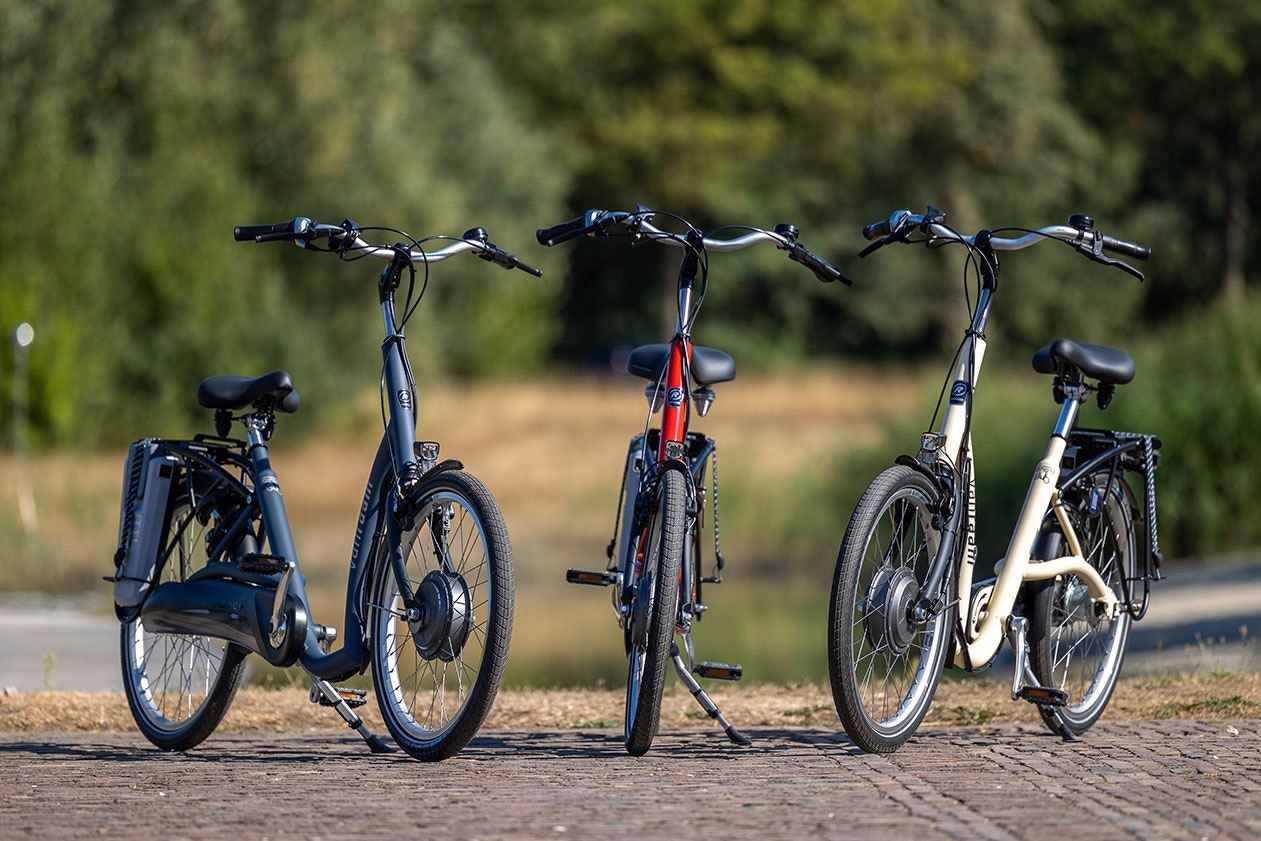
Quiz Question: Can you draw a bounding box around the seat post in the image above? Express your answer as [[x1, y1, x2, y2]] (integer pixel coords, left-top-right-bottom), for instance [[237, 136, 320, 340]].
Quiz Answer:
[[243, 412, 299, 571], [1052, 378, 1086, 439]]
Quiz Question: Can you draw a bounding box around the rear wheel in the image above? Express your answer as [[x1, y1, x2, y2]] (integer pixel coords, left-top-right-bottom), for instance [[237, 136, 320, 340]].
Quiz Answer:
[[624, 469, 685, 756], [1026, 474, 1135, 736], [371, 470, 513, 761], [121, 495, 249, 751], [828, 466, 956, 753]]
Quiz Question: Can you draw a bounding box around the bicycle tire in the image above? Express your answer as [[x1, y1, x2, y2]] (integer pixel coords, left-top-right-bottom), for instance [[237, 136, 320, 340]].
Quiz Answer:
[[828, 465, 956, 753], [1025, 473, 1135, 736], [624, 469, 685, 756], [120, 495, 249, 751], [371, 469, 514, 761]]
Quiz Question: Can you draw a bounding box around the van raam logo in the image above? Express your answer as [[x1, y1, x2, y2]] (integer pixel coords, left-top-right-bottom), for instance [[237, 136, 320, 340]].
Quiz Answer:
[[261, 476, 282, 495], [949, 381, 970, 405], [397, 389, 412, 410], [666, 387, 685, 407]]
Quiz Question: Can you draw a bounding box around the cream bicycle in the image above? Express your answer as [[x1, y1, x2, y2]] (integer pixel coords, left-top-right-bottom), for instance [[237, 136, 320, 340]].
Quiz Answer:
[[828, 208, 1163, 752]]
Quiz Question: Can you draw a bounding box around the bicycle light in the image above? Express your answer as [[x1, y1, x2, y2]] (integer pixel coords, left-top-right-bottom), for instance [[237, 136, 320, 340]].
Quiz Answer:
[[692, 386, 715, 417], [644, 384, 664, 413], [920, 431, 944, 463]]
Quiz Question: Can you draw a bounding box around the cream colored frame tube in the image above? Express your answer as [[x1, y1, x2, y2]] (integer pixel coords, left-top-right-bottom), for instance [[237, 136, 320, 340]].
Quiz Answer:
[[941, 350, 1119, 669]]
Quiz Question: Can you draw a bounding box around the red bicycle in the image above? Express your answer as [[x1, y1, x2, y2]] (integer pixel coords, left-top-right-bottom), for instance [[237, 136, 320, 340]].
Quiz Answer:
[[538, 206, 850, 754]]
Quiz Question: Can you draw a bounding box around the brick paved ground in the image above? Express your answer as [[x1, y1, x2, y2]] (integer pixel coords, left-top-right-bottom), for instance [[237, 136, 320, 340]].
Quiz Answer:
[[1, 720, 1257, 840]]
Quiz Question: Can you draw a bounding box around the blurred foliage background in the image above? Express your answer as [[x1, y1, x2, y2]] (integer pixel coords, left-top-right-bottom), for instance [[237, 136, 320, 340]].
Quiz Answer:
[[2, 0, 1260, 682], [7, 0, 1259, 438]]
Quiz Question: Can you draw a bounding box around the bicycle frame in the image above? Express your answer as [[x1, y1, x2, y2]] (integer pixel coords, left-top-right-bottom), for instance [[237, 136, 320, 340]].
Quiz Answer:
[[140, 250, 430, 683], [926, 251, 1119, 671]]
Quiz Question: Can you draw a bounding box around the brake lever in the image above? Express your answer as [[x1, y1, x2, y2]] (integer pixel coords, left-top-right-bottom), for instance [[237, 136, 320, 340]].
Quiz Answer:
[[586, 209, 632, 239], [1078, 237, 1145, 282], [858, 235, 896, 259], [329, 218, 361, 255]]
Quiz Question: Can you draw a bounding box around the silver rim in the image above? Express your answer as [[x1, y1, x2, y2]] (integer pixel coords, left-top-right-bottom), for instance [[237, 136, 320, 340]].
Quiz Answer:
[[1048, 495, 1131, 716], [848, 487, 948, 734], [624, 494, 666, 741], [123, 506, 231, 732], [377, 491, 492, 741]]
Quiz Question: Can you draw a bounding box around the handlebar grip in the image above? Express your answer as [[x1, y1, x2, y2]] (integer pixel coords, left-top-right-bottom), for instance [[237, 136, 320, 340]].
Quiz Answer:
[[862, 219, 891, 241], [789, 244, 853, 286], [233, 222, 293, 242], [536, 215, 593, 247], [515, 260, 544, 278], [1100, 234, 1151, 262]]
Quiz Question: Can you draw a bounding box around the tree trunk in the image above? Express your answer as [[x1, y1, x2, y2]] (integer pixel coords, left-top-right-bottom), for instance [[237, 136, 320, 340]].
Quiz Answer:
[[1221, 130, 1249, 303]]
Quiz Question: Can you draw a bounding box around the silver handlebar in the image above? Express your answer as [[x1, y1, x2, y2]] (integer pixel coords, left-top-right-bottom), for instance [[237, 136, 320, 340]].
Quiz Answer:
[[297, 218, 488, 264], [632, 218, 790, 252], [885, 211, 1090, 251]]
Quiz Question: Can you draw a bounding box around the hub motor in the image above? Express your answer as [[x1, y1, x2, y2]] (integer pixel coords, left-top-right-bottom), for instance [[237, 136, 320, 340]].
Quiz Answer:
[[408, 569, 472, 662], [863, 566, 921, 656]]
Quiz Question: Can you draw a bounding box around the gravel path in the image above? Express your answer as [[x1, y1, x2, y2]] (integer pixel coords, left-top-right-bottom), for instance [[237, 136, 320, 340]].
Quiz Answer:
[[1, 720, 1257, 839]]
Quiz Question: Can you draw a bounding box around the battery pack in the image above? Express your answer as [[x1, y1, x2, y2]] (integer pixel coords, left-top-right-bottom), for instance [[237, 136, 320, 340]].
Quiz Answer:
[[113, 440, 180, 608]]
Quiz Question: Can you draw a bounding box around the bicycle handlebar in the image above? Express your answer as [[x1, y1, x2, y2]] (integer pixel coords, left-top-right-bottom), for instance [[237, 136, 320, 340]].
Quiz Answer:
[[859, 208, 1151, 280], [232, 217, 542, 276], [536, 208, 852, 284]]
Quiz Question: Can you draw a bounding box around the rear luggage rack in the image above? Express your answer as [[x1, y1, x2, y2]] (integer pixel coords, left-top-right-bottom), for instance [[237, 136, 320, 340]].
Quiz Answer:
[[1061, 428, 1163, 619]]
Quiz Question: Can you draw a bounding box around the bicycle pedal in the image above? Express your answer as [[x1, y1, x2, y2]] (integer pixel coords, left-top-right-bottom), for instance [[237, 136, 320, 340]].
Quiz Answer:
[[239, 553, 287, 575], [1016, 685, 1068, 707], [566, 568, 618, 587], [701, 576, 723, 584], [694, 661, 742, 681], [314, 686, 368, 709]]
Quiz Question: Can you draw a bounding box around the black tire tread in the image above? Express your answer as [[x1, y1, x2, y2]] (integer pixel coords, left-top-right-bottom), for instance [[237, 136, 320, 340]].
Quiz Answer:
[[120, 495, 250, 752], [625, 469, 685, 756], [828, 465, 952, 754], [1025, 477, 1134, 737], [120, 627, 249, 751], [372, 469, 514, 761]]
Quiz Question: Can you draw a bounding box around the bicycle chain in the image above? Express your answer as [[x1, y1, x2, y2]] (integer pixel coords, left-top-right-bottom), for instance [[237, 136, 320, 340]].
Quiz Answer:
[[711, 442, 725, 573]]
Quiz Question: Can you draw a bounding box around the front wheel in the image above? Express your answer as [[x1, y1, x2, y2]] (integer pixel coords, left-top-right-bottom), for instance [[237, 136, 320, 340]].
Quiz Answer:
[[828, 465, 956, 753], [624, 469, 686, 756], [1025, 473, 1135, 737], [371, 470, 514, 761]]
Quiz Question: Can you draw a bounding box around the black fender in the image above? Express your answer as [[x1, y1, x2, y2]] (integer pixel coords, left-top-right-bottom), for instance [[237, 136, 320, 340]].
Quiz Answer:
[[419, 458, 464, 482], [656, 457, 699, 512]]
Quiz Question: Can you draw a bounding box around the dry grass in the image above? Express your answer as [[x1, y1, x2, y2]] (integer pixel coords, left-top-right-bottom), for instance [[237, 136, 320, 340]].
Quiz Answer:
[[3, 672, 1256, 733], [0, 367, 917, 586]]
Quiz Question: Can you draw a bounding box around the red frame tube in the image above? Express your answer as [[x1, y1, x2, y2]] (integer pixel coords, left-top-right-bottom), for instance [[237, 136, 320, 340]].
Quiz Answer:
[[657, 337, 691, 462]]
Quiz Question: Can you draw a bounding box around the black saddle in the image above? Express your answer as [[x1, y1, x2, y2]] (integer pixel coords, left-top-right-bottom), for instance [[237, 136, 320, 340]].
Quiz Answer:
[[197, 370, 300, 412], [1032, 339, 1134, 385], [626, 343, 736, 386]]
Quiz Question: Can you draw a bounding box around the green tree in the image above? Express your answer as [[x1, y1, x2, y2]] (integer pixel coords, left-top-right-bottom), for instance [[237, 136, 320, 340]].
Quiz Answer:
[[0, 0, 571, 444], [1049, 0, 1261, 305]]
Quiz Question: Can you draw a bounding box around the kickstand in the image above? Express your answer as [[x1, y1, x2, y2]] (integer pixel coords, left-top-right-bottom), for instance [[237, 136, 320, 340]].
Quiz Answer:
[[1051, 713, 1081, 743], [670, 642, 750, 747], [1006, 617, 1080, 743], [309, 676, 395, 754]]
